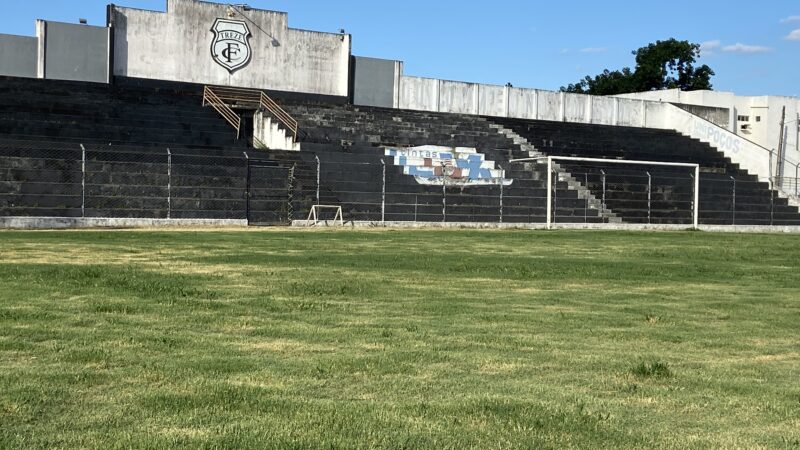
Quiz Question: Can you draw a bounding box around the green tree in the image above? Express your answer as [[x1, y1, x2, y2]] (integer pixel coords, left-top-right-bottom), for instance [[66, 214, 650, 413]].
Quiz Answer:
[[561, 39, 714, 95]]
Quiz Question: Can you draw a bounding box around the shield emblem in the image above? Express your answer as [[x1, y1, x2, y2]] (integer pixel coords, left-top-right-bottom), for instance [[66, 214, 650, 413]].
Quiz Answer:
[[210, 18, 252, 74]]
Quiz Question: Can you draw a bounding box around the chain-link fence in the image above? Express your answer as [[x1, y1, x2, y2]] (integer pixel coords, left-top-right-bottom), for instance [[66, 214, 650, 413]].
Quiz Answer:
[[2, 141, 800, 226], [0, 141, 295, 223]]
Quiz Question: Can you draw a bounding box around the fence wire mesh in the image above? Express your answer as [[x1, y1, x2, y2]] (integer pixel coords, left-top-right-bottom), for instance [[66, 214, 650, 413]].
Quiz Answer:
[[2, 140, 800, 227]]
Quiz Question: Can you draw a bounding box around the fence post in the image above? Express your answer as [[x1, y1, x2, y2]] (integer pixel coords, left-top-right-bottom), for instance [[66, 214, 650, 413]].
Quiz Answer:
[[728, 176, 735, 226], [80, 144, 86, 218], [287, 164, 296, 224], [600, 169, 606, 218], [244, 152, 250, 223], [442, 163, 447, 223], [646, 171, 651, 225], [692, 166, 700, 230], [315, 155, 320, 206], [795, 162, 799, 196], [546, 157, 552, 229], [584, 173, 588, 223], [414, 195, 418, 223], [167, 148, 172, 220], [552, 169, 558, 225], [499, 173, 504, 224], [380, 159, 386, 224]]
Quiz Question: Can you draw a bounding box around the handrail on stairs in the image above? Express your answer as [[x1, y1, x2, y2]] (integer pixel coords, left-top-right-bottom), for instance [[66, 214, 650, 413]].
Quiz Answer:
[[202, 85, 299, 143], [202, 86, 242, 139]]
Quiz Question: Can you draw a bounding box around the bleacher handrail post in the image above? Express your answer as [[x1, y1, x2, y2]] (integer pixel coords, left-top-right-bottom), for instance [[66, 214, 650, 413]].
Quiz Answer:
[[646, 171, 652, 225], [243, 152, 251, 223]]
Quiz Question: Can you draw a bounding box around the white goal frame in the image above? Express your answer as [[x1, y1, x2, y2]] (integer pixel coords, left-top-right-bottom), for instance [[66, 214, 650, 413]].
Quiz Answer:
[[306, 205, 344, 227], [510, 156, 701, 230]]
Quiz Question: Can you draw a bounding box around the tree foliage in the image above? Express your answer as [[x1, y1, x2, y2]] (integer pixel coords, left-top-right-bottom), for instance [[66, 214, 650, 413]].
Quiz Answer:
[[561, 39, 715, 95]]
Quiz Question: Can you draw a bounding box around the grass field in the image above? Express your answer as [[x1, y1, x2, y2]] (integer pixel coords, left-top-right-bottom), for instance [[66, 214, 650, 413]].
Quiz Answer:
[[0, 229, 799, 449]]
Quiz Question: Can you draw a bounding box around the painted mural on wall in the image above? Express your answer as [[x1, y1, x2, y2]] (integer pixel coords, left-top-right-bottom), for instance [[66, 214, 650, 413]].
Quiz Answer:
[[210, 19, 252, 74], [385, 146, 513, 187]]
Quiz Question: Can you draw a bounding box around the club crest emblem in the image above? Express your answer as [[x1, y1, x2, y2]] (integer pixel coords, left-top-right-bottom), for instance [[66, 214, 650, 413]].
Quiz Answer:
[[210, 18, 252, 74]]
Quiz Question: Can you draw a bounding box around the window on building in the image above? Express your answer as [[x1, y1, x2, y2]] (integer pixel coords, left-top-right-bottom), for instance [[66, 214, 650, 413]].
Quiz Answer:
[[755, 116, 761, 122], [738, 115, 750, 122]]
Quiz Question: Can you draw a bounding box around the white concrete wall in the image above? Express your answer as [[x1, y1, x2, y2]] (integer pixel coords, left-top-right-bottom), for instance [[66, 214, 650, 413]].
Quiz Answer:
[[111, 0, 350, 97], [394, 72, 790, 181], [478, 84, 506, 117]]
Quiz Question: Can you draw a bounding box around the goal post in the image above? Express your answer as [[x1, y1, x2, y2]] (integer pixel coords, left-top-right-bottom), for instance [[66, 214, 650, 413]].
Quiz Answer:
[[306, 205, 344, 227], [511, 156, 700, 230]]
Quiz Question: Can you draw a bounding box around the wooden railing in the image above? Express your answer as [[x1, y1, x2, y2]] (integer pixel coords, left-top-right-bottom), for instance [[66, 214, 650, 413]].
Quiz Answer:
[[202, 86, 242, 139], [202, 85, 299, 143]]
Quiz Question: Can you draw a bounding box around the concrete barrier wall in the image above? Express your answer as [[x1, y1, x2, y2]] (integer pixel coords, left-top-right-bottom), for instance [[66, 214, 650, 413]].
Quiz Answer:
[[0, 34, 37, 78], [111, 0, 350, 97], [399, 76, 438, 111], [591, 96, 615, 125], [352, 56, 401, 108], [43, 21, 110, 83], [478, 84, 506, 117], [439, 80, 478, 114]]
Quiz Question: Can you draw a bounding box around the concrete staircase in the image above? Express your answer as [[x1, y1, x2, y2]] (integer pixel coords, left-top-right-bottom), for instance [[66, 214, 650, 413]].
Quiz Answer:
[[486, 121, 621, 224]]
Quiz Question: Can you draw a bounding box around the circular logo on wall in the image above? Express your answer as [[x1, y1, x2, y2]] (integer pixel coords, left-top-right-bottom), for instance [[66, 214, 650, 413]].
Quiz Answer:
[[210, 18, 252, 74]]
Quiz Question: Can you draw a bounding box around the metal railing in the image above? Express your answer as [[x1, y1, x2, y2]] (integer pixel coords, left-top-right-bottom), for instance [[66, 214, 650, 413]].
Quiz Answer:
[[202, 86, 242, 138], [202, 85, 299, 143]]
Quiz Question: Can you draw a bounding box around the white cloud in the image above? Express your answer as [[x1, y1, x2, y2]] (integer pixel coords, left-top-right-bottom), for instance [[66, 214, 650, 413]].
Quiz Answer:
[[700, 40, 722, 55], [721, 43, 772, 54], [786, 29, 800, 41], [780, 15, 800, 23], [701, 40, 722, 51], [580, 47, 608, 53]]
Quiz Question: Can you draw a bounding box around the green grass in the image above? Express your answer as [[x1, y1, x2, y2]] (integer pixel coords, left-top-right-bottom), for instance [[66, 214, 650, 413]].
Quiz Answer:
[[0, 229, 799, 449]]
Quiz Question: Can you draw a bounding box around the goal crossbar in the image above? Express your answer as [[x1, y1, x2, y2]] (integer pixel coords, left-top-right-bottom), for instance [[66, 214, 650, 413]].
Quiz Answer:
[[510, 156, 701, 230]]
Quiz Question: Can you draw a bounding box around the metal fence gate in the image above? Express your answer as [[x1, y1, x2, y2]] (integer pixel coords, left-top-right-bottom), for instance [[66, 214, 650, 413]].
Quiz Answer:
[[246, 162, 294, 225]]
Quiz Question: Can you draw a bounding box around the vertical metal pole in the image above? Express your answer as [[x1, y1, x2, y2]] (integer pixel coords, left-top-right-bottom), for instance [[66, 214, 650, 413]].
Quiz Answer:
[[584, 173, 588, 223], [80, 144, 86, 218], [244, 152, 250, 223], [730, 176, 736, 226], [442, 163, 447, 223], [795, 162, 799, 197], [288, 164, 295, 223], [499, 168, 504, 224], [380, 159, 386, 224], [315, 155, 320, 206], [552, 169, 557, 225], [693, 165, 700, 230], [414, 195, 418, 223], [601, 169, 606, 217], [546, 157, 552, 229], [646, 171, 652, 225], [167, 148, 172, 219]]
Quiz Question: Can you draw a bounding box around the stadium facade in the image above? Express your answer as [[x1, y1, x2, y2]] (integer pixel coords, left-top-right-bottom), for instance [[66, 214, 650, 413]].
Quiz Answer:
[[0, 0, 799, 228]]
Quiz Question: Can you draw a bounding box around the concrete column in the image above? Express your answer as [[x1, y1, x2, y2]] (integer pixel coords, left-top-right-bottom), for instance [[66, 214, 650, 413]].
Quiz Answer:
[[641, 100, 647, 128], [36, 20, 46, 79], [504, 85, 510, 118], [586, 95, 593, 124], [474, 84, 480, 115], [393, 62, 402, 109], [533, 89, 539, 120], [436, 79, 442, 113], [559, 91, 566, 122], [613, 98, 620, 126]]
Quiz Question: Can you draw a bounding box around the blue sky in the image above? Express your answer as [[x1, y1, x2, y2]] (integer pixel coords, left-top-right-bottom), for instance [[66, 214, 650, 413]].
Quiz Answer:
[[2, 0, 798, 97]]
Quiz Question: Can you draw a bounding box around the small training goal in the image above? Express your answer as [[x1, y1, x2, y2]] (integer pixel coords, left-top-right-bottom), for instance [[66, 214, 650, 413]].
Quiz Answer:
[[306, 205, 344, 227]]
